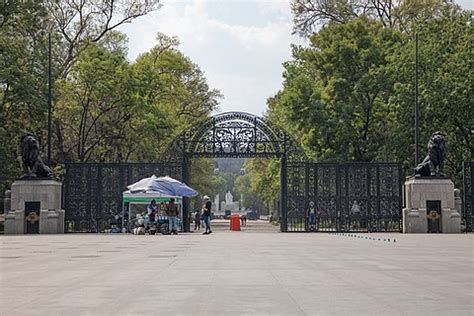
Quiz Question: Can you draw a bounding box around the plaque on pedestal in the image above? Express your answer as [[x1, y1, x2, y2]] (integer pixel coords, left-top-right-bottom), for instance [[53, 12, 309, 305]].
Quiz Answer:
[[5, 179, 65, 234]]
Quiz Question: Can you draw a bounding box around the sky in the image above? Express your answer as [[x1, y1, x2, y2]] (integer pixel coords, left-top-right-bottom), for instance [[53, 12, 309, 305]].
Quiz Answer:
[[118, 0, 474, 116]]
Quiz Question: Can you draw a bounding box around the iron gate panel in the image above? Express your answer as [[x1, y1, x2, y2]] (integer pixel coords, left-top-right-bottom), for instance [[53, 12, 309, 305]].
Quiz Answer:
[[286, 161, 307, 231], [286, 162, 402, 232], [64, 162, 182, 232], [463, 162, 474, 232]]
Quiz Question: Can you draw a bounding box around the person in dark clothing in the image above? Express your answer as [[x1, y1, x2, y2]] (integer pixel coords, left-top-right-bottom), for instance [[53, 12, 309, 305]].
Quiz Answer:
[[202, 195, 212, 234], [147, 200, 157, 224], [305, 201, 317, 231]]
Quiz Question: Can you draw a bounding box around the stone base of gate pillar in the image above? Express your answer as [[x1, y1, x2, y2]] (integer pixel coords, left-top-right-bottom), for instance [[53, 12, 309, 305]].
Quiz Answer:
[[403, 176, 461, 233], [4, 210, 25, 234], [5, 179, 65, 234], [402, 207, 427, 233]]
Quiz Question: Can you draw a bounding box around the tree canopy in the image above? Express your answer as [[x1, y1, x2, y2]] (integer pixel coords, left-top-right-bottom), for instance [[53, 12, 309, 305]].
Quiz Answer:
[[0, 2, 220, 203], [268, 1, 472, 189], [246, 1, 472, 207]]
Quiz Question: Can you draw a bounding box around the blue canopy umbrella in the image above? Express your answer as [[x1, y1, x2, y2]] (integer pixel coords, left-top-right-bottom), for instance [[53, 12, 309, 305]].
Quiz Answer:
[[127, 175, 198, 197]]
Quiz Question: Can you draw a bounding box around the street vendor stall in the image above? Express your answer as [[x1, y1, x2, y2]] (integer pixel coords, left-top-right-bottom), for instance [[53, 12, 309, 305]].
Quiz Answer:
[[123, 175, 198, 234], [122, 190, 182, 233]]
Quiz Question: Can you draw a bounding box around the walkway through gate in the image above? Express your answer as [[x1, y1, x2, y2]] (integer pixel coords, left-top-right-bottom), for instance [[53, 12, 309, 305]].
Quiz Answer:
[[64, 112, 403, 232]]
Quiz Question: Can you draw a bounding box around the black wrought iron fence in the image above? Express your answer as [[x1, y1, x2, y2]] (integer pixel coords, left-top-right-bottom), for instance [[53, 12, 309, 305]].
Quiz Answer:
[[64, 163, 182, 232], [286, 162, 402, 232]]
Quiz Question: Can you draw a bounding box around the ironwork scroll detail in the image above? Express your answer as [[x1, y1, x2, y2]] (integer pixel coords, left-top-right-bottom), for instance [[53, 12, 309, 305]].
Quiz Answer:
[[160, 112, 306, 160]]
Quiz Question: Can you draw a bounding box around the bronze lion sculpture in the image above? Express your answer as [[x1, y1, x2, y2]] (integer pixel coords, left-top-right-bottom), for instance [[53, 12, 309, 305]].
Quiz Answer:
[[414, 131, 446, 177], [21, 133, 53, 178]]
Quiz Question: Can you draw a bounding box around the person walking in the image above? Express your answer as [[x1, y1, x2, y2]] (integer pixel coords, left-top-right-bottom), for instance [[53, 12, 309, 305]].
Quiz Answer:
[[166, 198, 179, 235], [194, 209, 201, 231], [202, 195, 212, 235]]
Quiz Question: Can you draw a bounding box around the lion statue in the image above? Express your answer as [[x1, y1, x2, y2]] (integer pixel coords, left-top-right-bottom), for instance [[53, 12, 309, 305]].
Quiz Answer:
[[414, 131, 446, 177], [21, 133, 53, 178]]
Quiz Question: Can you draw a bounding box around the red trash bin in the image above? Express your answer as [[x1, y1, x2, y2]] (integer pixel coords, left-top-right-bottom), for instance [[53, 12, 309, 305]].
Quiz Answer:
[[230, 214, 241, 231]]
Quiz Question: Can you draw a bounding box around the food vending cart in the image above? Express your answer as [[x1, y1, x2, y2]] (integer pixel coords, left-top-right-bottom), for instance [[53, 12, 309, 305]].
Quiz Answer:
[[122, 190, 183, 233]]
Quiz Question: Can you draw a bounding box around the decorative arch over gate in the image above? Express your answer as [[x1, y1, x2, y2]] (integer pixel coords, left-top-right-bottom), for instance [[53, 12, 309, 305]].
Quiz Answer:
[[159, 111, 306, 232], [160, 111, 306, 160]]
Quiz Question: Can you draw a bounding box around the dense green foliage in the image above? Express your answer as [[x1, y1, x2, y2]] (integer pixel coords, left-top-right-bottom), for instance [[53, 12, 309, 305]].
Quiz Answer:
[[233, 159, 280, 214], [1, 1, 52, 193], [0, 2, 220, 205], [246, 1, 472, 207]]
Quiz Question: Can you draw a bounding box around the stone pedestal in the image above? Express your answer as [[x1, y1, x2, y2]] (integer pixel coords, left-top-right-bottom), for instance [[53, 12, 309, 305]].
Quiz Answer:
[[5, 179, 65, 234], [403, 177, 461, 233], [39, 209, 65, 234], [4, 210, 25, 234], [11, 179, 62, 211]]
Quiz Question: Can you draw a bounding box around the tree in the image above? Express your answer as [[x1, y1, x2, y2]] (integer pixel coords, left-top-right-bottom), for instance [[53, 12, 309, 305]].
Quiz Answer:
[[53, 32, 222, 164], [291, 0, 448, 36], [0, 0, 164, 198], [190, 158, 226, 200], [0, 1, 53, 202], [386, 5, 473, 182], [130, 33, 222, 161], [46, 0, 162, 78], [234, 173, 262, 210], [269, 18, 401, 162], [233, 159, 280, 214], [54, 41, 139, 162], [273, 2, 472, 186]]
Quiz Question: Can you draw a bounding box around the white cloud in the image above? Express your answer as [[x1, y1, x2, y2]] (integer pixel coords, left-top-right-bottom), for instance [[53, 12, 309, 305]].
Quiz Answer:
[[118, 0, 301, 115], [118, 0, 472, 116], [255, 0, 291, 15]]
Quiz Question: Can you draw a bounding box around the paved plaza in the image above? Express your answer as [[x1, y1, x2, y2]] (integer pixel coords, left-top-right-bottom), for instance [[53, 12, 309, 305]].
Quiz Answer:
[[1, 221, 473, 316]]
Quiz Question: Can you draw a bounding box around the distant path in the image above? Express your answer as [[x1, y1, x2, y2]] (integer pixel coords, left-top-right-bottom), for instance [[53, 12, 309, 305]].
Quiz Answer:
[[200, 219, 280, 233]]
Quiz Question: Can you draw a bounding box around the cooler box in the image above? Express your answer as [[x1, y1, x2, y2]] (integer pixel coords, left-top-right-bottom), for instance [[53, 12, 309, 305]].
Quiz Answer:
[[230, 214, 241, 231]]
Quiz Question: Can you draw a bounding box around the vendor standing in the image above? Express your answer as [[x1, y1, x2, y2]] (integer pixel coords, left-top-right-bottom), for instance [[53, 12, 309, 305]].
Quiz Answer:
[[166, 198, 179, 235], [147, 199, 157, 223]]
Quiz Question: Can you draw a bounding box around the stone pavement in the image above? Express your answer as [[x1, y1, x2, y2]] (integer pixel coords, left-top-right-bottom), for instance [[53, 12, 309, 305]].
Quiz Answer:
[[1, 221, 473, 316]]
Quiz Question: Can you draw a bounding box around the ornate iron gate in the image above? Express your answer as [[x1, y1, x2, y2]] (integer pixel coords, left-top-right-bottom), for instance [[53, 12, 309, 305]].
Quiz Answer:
[[63, 112, 305, 233], [64, 162, 181, 232], [286, 162, 402, 232], [63, 112, 403, 233], [463, 162, 474, 232]]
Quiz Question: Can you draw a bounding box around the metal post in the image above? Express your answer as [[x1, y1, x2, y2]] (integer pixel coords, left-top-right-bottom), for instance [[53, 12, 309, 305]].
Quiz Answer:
[[414, 33, 419, 167], [47, 32, 52, 166], [280, 154, 287, 232], [181, 154, 190, 232]]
